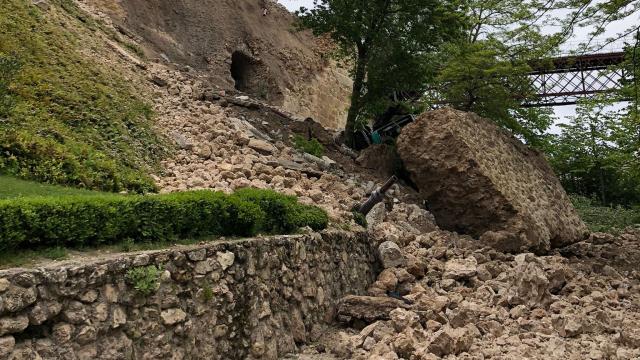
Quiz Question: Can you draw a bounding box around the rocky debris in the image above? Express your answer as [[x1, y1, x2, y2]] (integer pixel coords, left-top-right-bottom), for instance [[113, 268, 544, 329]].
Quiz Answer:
[[319, 203, 640, 360], [397, 108, 589, 254], [427, 325, 480, 356], [336, 296, 410, 323], [139, 62, 376, 224]]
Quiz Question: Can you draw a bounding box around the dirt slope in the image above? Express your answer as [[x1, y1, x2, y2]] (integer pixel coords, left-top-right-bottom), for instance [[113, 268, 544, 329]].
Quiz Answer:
[[80, 0, 352, 129]]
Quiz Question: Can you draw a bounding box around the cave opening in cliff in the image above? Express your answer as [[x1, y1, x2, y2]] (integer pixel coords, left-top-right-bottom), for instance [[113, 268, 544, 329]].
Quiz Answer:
[[231, 51, 253, 92]]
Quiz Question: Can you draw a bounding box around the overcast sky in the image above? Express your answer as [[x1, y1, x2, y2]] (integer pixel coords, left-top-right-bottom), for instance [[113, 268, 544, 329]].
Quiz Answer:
[[279, 0, 315, 10], [277, 1, 638, 132]]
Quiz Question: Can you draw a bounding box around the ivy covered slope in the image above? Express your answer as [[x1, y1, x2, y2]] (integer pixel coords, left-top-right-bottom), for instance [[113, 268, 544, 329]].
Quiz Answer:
[[0, 0, 166, 193]]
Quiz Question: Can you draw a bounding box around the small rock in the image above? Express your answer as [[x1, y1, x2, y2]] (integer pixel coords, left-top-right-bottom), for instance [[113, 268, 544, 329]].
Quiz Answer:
[[248, 139, 277, 155], [563, 318, 583, 338], [3, 286, 37, 312], [390, 308, 419, 331], [0, 336, 15, 356], [0, 315, 28, 336], [213, 324, 228, 338], [216, 251, 235, 271], [378, 241, 406, 269], [149, 75, 168, 87], [428, 325, 479, 356], [443, 258, 478, 280], [52, 323, 74, 343], [172, 132, 193, 150], [29, 301, 62, 325], [309, 189, 323, 202], [366, 202, 386, 227], [0, 279, 10, 293], [132, 254, 150, 267], [362, 336, 376, 351], [337, 295, 409, 323], [111, 306, 127, 328], [161, 308, 187, 325], [75, 325, 97, 345], [79, 290, 99, 303], [187, 249, 206, 262]]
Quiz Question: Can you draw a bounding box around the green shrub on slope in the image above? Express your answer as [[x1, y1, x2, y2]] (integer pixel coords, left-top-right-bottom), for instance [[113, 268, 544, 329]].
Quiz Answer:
[[231, 188, 329, 232], [0, 0, 165, 193], [293, 135, 325, 158]]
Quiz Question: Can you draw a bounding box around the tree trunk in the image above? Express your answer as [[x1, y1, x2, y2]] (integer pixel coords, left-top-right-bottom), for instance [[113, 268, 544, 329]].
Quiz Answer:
[[344, 46, 368, 148]]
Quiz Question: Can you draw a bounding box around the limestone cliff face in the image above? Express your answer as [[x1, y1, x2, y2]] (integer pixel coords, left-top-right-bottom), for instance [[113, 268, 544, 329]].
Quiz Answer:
[[397, 108, 589, 254], [82, 0, 352, 129]]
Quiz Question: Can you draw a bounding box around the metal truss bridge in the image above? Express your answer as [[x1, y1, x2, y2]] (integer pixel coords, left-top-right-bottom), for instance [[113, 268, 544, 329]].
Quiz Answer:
[[525, 51, 628, 107]]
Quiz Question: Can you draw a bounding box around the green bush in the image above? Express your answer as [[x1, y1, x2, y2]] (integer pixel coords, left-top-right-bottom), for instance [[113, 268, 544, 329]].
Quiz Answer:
[[126, 265, 162, 296], [571, 195, 640, 233], [231, 188, 328, 233], [293, 135, 325, 158], [352, 211, 368, 228], [0, 189, 328, 252]]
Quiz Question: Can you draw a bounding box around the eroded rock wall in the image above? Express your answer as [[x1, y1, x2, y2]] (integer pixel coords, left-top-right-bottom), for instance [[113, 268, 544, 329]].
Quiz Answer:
[[0, 231, 375, 359], [282, 62, 352, 129], [80, 0, 352, 130], [397, 108, 589, 254]]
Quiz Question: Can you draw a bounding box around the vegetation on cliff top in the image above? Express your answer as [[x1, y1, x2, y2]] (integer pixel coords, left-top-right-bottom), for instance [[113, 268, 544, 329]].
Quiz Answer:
[[0, 0, 166, 193]]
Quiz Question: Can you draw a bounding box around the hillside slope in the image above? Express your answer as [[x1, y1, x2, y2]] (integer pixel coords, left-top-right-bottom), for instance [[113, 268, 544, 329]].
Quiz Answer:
[[0, 0, 166, 192], [80, 0, 353, 129]]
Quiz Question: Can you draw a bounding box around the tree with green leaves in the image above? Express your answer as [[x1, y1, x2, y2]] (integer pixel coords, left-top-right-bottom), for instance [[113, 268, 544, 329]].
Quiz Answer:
[[546, 93, 640, 206], [296, 0, 463, 147], [428, 40, 554, 146], [421, 0, 560, 146]]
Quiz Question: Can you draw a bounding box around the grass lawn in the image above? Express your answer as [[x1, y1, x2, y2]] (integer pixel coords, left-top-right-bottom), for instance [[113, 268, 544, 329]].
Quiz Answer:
[[0, 238, 206, 269], [0, 175, 104, 199], [571, 195, 640, 233]]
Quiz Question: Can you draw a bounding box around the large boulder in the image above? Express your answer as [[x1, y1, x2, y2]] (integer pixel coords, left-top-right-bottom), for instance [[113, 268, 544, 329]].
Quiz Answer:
[[396, 108, 588, 254], [356, 144, 399, 178]]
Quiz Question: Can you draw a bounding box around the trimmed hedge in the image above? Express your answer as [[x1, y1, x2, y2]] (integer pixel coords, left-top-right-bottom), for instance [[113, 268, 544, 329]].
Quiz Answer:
[[231, 188, 329, 233], [0, 189, 329, 251]]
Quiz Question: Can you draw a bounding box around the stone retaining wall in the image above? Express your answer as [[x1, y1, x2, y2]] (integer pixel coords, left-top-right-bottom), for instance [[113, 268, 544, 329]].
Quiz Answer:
[[0, 230, 376, 359]]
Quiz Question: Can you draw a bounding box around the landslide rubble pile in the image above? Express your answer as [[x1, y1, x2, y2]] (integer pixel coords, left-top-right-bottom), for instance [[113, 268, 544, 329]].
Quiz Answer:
[[322, 204, 640, 360], [397, 108, 589, 254], [145, 62, 385, 223]]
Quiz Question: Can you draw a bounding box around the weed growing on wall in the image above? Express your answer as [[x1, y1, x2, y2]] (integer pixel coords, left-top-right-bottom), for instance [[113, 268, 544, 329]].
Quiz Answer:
[[293, 135, 325, 158], [126, 265, 162, 296]]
